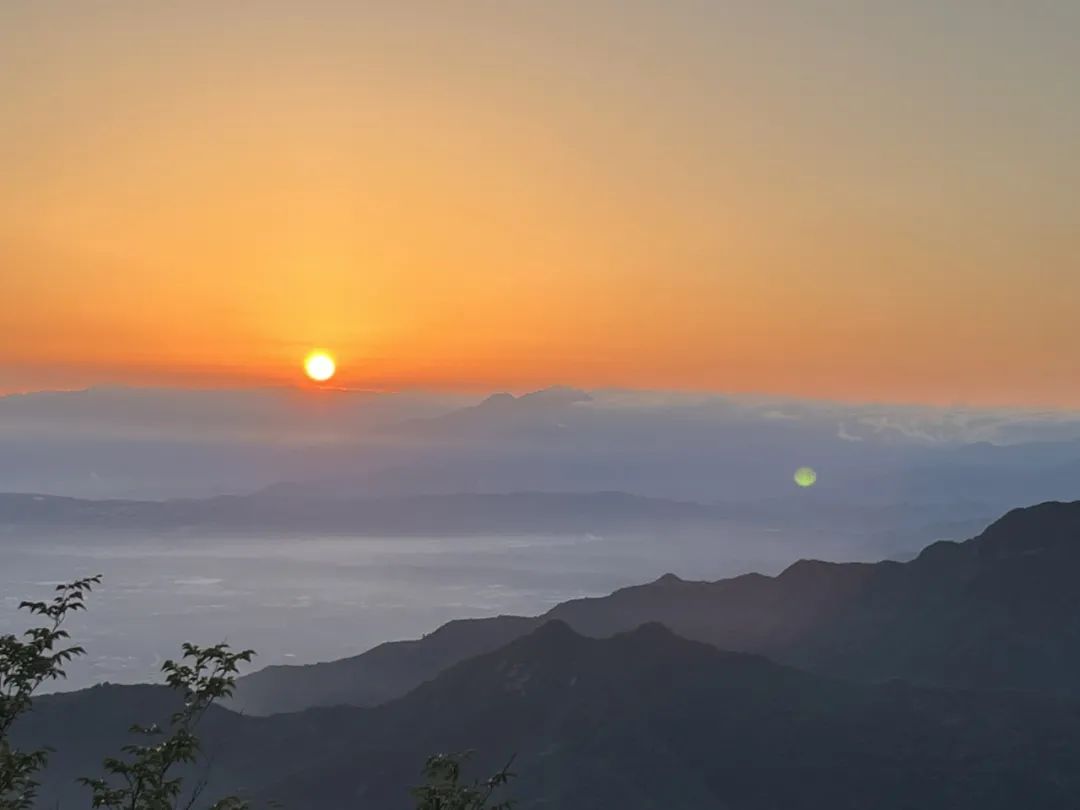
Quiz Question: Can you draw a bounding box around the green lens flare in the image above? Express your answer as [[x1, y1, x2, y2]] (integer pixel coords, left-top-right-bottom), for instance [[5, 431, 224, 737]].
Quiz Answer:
[[794, 466, 818, 487]]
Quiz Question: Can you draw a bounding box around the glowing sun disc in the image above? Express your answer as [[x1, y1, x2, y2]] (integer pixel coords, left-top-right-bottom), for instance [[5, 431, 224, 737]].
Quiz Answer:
[[304, 351, 336, 382]]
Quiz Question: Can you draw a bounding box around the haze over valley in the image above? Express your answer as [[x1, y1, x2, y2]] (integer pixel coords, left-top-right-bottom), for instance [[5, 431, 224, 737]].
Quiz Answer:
[[3, 385, 1079, 691]]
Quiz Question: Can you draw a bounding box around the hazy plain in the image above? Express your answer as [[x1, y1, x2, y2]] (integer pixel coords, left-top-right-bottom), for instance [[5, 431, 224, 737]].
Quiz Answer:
[[0, 523, 887, 690]]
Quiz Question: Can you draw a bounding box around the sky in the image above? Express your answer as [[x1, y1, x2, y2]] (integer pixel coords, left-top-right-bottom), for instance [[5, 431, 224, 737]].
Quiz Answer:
[[2, 1, 1078, 405]]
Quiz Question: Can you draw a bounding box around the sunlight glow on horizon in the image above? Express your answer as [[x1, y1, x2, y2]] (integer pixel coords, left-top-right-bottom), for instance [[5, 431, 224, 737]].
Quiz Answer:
[[2, 3, 1079, 406]]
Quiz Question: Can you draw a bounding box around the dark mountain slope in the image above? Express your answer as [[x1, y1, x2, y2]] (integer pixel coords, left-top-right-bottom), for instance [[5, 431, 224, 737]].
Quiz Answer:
[[233, 499, 1080, 713], [554, 499, 1080, 690], [231, 615, 541, 714], [19, 622, 1080, 809]]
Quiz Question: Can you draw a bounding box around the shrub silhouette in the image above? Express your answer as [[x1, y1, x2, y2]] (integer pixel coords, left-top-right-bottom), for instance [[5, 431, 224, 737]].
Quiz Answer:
[[1, 575, 100, 809], [79, 642, 254, 810], [411, 752, 515, 810], [1, 577, 515, 809], [0, 576, 252, 810]]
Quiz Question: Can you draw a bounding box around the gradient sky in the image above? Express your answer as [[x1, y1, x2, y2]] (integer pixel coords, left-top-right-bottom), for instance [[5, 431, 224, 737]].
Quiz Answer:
[[2, 1, 1078, 405]]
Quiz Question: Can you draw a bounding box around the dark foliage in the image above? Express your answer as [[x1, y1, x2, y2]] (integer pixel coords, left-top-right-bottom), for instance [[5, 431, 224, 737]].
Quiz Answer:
[[0, 575, 100, 810], [1, 578, 255, 810], [80, 642, 254, 810], [412, 752, 514, 810]]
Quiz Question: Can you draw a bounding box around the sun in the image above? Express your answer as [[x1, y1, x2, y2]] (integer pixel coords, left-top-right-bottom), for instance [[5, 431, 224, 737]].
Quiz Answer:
[[304, 350, 336, 382]]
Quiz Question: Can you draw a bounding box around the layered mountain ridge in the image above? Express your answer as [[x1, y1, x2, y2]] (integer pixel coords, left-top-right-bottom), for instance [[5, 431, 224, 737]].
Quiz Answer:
[[14, 498, 1080, 807], [233, 499, 1080, 714], [18, 619, 1080, 809]]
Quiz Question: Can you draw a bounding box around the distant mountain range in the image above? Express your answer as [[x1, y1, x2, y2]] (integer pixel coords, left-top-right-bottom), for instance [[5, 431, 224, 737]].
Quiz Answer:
[[14, 499, 1080, 807], [232, 499, 1080, 713], [7, 385, 1080, 508], [0, 490, 717, 536]]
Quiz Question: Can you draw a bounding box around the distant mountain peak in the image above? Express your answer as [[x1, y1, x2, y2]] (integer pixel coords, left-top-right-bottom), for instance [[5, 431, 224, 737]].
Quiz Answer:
[[908, 499, 1080, 566], [973, 499, 1080, 557], [521, 618, 579, 642], [478, 392, 516, 407], [517, 385, 592, 404], [486, 619, 584, 660], [475, 386, 592, 411], [775, 558, 878, 589], [653, 572, 685, 586]]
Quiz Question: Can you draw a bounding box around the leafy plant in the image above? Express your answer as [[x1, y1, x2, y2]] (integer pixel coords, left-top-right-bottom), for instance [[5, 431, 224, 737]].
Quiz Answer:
[[0, 576, 255, 810], [3, 577, 516, 810], [0, 575, 101, 810], [412, 752, 515, 810], [81, 642, 255, 810]]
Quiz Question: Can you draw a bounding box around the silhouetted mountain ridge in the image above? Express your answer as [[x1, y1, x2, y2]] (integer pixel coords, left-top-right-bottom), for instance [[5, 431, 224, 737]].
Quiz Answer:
[[233, 499, 1080, 714], [232, 615, 540, 713], [19, 620, 1080, 809]]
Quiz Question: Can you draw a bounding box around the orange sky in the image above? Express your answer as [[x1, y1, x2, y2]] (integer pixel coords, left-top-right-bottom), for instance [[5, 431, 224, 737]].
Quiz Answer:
[[2, 3, 1079, 406]]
